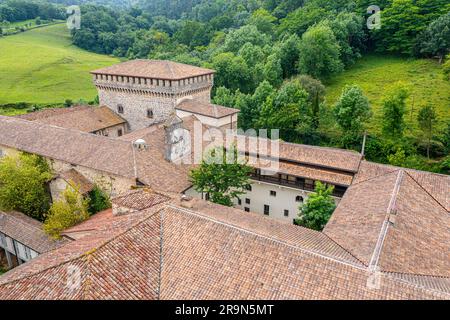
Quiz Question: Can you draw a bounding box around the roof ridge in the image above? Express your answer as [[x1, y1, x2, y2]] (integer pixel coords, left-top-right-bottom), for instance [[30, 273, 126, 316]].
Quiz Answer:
[[368, 170, 404, 271], [280, 141, 362, 155], [351, 168, 401, 187], [167, 204, 366, 270], [403, 170, 449, 213], [0, 206, 164, 287], [321, 231, 368, 267], [0, 212, 43, 231], [166, 60, 176, 79], [384, 272, 450, 298], [385, 271, 450, 280]]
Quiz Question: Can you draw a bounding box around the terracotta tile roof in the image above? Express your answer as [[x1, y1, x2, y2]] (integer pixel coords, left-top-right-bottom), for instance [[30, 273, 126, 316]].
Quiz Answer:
[[324, 170, 450, 277], [0, 115, 137, 179], [112, 189, 170, 211], [354, 161, 450, 211], [17, 106, 126, 133], [0, 115, 198, 194], [120, 115, 206, 193], [248, 155, 354, 186], [16, 106, 91, 121], [58, 169, 94, 195], [278, 142, 362, 173], [0, 211, 66, 253], [91, 59, 215, 80], [0, 197, 448, 300], [229, 135, 363, 173], [176, 99, 239, 118]]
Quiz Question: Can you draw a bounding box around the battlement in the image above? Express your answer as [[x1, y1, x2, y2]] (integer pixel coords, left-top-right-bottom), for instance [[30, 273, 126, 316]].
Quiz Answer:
[[92, 60, 215, 131]]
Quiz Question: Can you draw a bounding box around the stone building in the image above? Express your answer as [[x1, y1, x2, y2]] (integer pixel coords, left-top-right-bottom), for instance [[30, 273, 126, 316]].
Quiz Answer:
[[17, 105, 128, 137], [91, 60, 234, 131], [0, 211, 65, 270]]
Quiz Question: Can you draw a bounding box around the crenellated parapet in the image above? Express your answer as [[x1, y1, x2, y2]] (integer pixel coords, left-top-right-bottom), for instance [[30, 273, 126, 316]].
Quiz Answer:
[[91, 60, 215, 131]]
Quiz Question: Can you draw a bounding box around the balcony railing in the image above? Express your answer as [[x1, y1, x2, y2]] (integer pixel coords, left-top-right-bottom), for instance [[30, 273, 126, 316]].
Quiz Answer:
[[249, 172, 346, 198]]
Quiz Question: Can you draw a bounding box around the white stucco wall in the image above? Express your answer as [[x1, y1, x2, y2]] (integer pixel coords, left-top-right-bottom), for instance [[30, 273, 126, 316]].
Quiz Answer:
[[185, 179, 341, 223], [176, 109, 238, 130]]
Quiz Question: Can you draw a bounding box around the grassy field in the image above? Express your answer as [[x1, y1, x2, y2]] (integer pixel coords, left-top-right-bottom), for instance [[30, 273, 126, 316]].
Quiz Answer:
[[325, 54, 450, 133], [0, 23, 120, 106]]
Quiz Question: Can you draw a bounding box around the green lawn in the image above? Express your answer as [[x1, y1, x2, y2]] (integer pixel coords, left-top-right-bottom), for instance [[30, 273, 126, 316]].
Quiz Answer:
[[0, 24, 120, 105], [325, 54, 450, 134]]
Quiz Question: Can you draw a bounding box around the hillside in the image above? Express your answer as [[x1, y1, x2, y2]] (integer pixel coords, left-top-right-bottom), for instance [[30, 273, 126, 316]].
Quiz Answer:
[[325, 55, 450, 133], [0, 24, 119, 106]]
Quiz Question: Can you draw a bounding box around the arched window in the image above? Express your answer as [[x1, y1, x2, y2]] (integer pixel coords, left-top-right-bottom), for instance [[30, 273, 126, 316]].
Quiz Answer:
[[296, 196, 304, 203], [147, 109, 154, 119], [117, 105, 124, 114]]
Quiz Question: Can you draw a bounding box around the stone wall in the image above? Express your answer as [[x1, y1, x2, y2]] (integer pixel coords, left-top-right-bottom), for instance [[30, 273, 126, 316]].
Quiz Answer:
[[93, 123, 127, 138], [94, 74, 213, 131], [0, 143, 136, 200], [98, 89, 177, 131], [49, 159, 136, 198]]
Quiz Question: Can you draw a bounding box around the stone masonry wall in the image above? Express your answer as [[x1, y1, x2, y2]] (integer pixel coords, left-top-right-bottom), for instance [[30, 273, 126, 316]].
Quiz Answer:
[[50, 159, 135, 198], [94, 74, 213, 131]]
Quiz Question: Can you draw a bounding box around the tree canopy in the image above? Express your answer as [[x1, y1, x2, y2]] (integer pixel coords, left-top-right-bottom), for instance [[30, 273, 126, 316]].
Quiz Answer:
[[190, 146, 253, 207], [295, 181, 336, 231], [0, 153, 52, 221]]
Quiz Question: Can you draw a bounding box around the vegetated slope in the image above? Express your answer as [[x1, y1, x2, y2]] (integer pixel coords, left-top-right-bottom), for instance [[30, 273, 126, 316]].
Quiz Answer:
[[325, 54, 450, 133], [0, 23, 119, 105]]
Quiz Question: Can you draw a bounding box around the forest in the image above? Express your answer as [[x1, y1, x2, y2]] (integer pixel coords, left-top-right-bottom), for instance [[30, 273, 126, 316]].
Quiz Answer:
[[1, 0, 449, 174]]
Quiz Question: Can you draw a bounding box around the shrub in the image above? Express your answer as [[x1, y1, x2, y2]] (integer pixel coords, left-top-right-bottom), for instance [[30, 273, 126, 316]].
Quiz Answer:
[[88, 186, 111, 215], [43, 186, 89, 239]]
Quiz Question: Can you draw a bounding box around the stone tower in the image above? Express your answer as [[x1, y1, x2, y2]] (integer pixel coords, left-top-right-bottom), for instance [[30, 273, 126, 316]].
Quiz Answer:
[[91, 60, 215, 131]]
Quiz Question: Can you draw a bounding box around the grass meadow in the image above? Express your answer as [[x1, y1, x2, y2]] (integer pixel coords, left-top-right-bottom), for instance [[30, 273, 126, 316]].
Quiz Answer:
[[325, 54, 450, 134], [0, 24, 119, 106]]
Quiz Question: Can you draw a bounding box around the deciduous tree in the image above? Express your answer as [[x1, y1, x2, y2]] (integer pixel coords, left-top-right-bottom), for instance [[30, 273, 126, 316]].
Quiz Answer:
[[381, 83, 409, 138], [0, 153, 52, 221], [417, 105, 438, 159], [295, 182, 336, 231], [190, 146, 252, 207], [334, 85, 371, 138], [297, 24, 343, 80]]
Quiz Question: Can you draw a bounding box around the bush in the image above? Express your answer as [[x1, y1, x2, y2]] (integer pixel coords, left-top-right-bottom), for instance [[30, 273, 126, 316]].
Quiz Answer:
[[44, 186, 89, 239], [64, 99, 73, 107], [88, 186, 111, 215]]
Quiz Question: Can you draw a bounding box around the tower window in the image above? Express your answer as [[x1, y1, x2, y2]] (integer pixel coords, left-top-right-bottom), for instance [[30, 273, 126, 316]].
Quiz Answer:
[[296, 196, 304, 203], [284, 210, 289, 217], [117, 105, 124, 114], [118, 129, 123, 137], [270, 190, 276, 197], [244, 207, 250, 212], [245, 198, 251, 205], [147, 109, 154, 119], [264, 205, 270, 216]]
